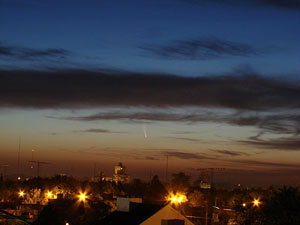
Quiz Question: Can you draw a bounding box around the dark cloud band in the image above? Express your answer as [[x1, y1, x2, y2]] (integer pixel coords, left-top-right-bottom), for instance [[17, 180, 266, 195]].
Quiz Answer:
[[139, 37, 262, 60], [1, 69, 300, 110], [0, 42, 70, 60], [182, 0, 300, 10]]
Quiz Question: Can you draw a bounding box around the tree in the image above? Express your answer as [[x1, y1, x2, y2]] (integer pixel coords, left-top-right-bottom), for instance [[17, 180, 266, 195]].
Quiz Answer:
[[145, 175, 167, 201], [188, 190, 205, 207], [233, 186, 300, 225], [171, 172, 191, 192], [261, 186, 300, 225]]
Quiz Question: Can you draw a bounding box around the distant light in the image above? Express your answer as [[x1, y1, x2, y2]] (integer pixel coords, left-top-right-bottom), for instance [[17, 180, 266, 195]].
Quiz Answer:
[[177, 196, 183, 203], [242, 203, 246, 207], [66, 223, 69, 225], [17, 176, 21, 180], [252, 198, 261, 207], [19, 191, 24, 197], [168, 193, 187, 205], [79, 193, 86, 201], [47, 192, 52, 198]]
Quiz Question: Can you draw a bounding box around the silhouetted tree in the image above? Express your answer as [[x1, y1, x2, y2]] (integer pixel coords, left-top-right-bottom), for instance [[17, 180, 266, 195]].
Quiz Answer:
[[171, 172, 191, 192], [145, 175, 167, 201], [233, 186, 300, 225]]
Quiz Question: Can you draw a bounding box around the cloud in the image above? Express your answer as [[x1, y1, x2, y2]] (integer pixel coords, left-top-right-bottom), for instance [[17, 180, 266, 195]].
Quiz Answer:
[[163, 151, 214, 160], [231, 159, 300, 169], [2, 69, 299, 110], [164, 136, 201, 142], [240, 136, 300, 151], [0, 42, 71, 60], [228, 114, 300, 135], [248, 131, 264, 141], [212, 149, 249, 156], [144, 156, 159, 160], [74, 128, 127, 134], [51, 109, 300, 139], [139, 37, 262, 60], [182, 0, 300, 10], [48, 132, 61, 136]]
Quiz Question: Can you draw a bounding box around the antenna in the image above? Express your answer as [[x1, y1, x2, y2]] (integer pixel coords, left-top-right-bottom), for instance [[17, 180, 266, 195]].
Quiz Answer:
[[30, 149, 35, 177], [93, 162, 96, 177], [1, 165, 8, 181], [17, 136, 21, 180], [165, 155, 169, 183], [28, 160, 51, 178], [197, 168, 225, 225]]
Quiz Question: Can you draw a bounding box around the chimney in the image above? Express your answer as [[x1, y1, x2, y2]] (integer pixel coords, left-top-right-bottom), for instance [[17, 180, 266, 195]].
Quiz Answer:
[[116, 197, 142, 212]]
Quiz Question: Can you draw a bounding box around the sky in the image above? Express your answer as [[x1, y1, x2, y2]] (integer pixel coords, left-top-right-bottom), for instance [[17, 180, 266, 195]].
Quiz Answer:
[[0, 0, 300, 185]]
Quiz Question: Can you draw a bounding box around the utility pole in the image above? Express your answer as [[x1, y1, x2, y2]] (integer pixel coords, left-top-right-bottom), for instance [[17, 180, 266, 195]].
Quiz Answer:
[[165, 155, 169, 183], [197, 168, 225, 225], [1, 165, 8, 181], [28, 161, 51, 178], [17, 136, 21, 180], [30, 149, 35, 177]]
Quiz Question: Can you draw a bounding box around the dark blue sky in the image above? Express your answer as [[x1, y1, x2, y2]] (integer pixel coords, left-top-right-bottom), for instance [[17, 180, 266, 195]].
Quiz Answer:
[[1, 0, 299, 76]]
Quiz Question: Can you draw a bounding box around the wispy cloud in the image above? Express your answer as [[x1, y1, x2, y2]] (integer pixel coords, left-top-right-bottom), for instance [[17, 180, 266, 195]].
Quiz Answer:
[[0, 42, 71, 61], [182, 0, 300, 10], [48, 132, 61, 136], [212, 149, 249, 156], [50, 109, 300, 138], [144, 156, 159, 160], [230, 159, 300, 169], [163, 151, 215, 160], [164, 136, 201, 142], [74, 128, 127, 134], [140, 37, 263, 60], [240, 136, 300, 151]]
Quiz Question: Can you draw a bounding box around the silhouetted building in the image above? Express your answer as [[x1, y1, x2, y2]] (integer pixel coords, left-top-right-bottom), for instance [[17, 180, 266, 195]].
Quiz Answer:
[[113, 162, 130, 184], [99, 197, 195, 225]]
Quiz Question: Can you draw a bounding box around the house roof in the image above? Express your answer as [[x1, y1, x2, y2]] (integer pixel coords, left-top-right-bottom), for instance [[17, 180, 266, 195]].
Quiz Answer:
[[98, 203, 167, 225]]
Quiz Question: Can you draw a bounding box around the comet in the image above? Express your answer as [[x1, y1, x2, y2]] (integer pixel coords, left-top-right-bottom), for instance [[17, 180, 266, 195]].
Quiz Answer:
[[143, 125, 148, 138]]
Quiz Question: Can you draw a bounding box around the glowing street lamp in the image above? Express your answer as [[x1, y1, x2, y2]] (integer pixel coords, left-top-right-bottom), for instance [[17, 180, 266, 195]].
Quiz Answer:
[[177, 196, 183, 203], [242, 203, 246, 207], [79, 193, 86, 201], [47, 192, 52, 198], [19, 191, 24, 197], [171, 196, 177, 203], [252, 198, 261, 207], [168, 193, 187, 205]]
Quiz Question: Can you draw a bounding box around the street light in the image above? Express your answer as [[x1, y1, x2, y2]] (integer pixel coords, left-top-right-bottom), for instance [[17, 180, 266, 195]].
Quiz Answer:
[[79, 193, 86, 202], [252, 198, 261, 207], [168, 193, 187, 205], [19, 191, 24, 197]]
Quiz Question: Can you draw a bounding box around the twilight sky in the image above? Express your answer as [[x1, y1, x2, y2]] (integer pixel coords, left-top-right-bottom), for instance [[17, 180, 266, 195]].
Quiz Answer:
[[1, 0, 300, 185]]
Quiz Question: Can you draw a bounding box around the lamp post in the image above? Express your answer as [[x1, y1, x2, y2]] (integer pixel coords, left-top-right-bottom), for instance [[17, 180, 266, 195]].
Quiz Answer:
[[252, 198, 261, 207]]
